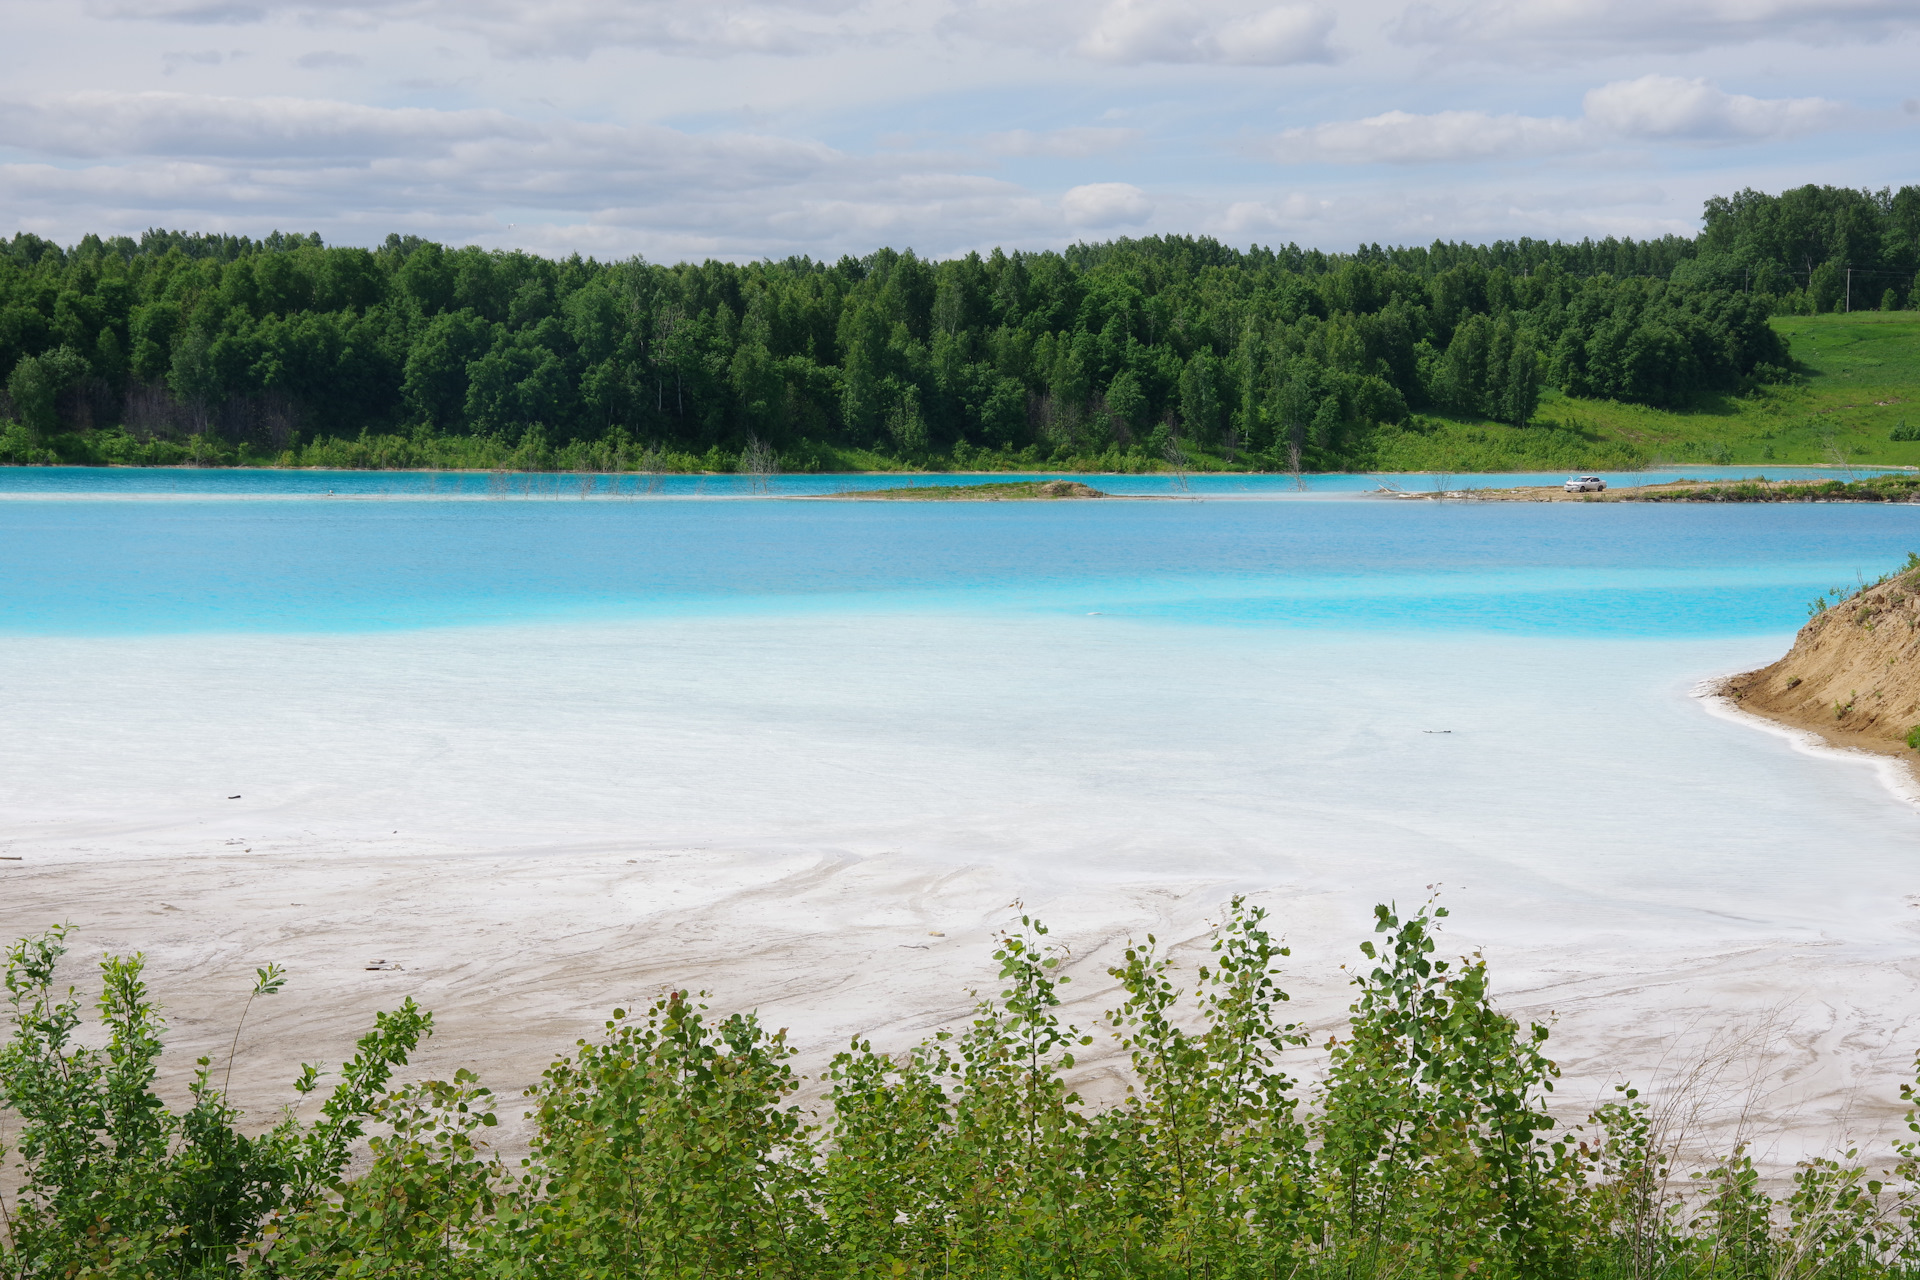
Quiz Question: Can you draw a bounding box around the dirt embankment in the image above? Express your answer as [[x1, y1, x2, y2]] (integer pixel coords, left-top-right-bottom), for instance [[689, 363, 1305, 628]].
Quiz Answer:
[[1725, 562, 1920, 769]]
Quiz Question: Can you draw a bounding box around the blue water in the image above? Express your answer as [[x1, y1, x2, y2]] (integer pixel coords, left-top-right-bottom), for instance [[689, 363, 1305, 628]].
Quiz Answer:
[[4, 493, 1917, 638], [0, 464, 1902, 499], [10, 460, 1920, 1145]]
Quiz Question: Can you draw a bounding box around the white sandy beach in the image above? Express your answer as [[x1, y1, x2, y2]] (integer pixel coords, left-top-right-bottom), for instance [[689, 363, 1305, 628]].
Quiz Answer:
[[4, 613, 1919, 1171]]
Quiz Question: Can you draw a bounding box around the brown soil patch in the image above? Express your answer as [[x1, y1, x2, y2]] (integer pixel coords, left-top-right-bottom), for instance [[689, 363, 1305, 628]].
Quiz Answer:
[[1724, 565, 1920, 774]]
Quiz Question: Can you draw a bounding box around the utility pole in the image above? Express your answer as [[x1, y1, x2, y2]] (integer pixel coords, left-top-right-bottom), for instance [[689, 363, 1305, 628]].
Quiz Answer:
[[1846, 266, 1852, 314]]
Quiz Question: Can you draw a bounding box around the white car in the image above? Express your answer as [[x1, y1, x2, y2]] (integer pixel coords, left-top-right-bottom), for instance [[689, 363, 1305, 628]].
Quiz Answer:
[[1564, 475, 1607, 493]]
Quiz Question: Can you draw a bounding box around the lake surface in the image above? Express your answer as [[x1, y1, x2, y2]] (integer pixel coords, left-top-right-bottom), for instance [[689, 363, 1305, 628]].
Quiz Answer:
[[3, 484, 1915, 637], [4, 473, 1920, 1154]]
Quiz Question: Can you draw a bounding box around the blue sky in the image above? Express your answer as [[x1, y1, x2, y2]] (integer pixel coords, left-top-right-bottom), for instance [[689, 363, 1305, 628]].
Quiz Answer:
[[2, 0, 1915, 260]]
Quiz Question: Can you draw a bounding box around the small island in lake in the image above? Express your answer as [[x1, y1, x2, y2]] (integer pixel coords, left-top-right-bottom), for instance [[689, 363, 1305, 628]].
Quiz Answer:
[[815, 480, 1108, 501]]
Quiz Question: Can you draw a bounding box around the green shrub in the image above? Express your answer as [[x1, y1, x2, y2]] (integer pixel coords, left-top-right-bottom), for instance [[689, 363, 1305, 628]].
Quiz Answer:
[[14, 901, 1920, 1278], [0, 927, 429, 1279]]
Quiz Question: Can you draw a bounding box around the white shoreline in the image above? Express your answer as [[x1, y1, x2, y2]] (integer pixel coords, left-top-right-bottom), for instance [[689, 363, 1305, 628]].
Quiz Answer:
[[1693, 673, 1920, 811], [8, 618, 1920, 1178]]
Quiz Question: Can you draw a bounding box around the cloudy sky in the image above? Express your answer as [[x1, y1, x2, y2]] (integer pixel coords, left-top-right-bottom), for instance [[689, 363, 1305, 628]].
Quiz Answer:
[[3, 0, 1915, 260]]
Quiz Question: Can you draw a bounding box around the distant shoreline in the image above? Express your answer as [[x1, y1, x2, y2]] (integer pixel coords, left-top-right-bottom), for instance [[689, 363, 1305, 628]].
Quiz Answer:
[[2, 463, 1915, 477], [788, 480, 1184, 502], [1380, 475, 1920, 503]]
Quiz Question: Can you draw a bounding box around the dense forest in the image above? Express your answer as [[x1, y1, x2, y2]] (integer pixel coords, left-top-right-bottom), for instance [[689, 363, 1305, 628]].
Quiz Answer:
[[1, 183, 1913, 472]]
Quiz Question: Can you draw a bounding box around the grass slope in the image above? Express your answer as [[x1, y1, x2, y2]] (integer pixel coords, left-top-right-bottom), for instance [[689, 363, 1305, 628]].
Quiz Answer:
[[1370, 312, 1920, 473]]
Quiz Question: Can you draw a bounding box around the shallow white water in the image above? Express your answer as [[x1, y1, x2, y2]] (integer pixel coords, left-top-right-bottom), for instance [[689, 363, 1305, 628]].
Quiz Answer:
[[4, 611, 1917, 1165], [7, 489, 1920, 1169]]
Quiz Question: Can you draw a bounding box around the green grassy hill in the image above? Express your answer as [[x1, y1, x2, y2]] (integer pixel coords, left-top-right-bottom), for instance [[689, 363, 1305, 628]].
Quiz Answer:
[[1368, 312, 1920, 473]]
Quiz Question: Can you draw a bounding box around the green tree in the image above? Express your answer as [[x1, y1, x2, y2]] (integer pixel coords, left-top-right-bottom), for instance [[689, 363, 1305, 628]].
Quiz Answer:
[[1178, 351, 1223, 444], [1313, 900, 1573, 1277], [402, 309, 493, 430], [1438, 312, 1492, 414], [6, 353, 56, 439], [1499, 329, 1541, 425], [1105, 368, 1147, 439], [493, 992, 818, 1277]]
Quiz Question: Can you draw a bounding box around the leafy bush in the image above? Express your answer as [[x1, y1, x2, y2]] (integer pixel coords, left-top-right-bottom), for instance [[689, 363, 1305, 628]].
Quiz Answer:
[[14, 900, 1920, 1278], [0, 927, 429, 1279]]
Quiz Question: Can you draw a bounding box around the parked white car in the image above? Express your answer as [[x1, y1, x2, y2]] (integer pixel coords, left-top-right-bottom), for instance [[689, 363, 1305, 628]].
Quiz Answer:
[[1564, 475, 1607, 492]]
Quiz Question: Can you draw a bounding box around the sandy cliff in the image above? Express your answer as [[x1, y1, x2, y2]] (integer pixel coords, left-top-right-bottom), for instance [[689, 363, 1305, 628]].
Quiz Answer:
[[1726, 559, 1920, 770]]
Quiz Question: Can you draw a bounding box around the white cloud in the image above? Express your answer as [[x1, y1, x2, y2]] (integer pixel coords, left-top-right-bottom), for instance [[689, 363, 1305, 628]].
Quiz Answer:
[[0, 92, 532, 159], [1268, 109, 1583, 163], [1080, 0, 1335, 64], [1, 0, 1907, 260], [161, 48, 236, 74], [981, 126, 1142, 157], [81, 0, 1907, 73], [1583, 75, 1838, 139], [1062, 181, 1152, 225], [98, 0, 1342, 65], [1266, 76, 1841, 163], [1391, 0, 1911, 55], [105, 0, 266, 21], [1213, 4, 1337, 63], [295, 49, 363, 68], [1209, 181, 1696, 247], [89, 0, 892, 58], [1219, 192, 1331, 234], [0, 89, 1090, 259]]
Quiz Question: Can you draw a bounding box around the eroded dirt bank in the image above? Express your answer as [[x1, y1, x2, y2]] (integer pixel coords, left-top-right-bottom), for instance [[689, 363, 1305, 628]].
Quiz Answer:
[[1725, 560, 1920, 773]]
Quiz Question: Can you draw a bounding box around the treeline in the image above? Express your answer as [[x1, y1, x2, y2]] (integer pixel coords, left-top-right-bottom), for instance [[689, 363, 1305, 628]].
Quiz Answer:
[[1063, 230, 1702, 282], [1690, 185, 1920, 312], [8, 901, 1920, 1279], [6, 187, 1907, 472]]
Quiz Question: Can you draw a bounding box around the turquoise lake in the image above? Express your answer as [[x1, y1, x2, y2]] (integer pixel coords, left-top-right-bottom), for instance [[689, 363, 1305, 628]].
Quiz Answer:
[[5, 467, 1920, 1152], [4, 470, 1917, 637]]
